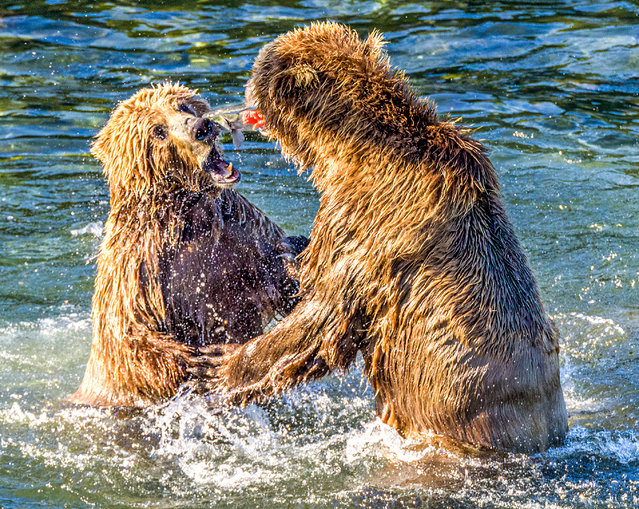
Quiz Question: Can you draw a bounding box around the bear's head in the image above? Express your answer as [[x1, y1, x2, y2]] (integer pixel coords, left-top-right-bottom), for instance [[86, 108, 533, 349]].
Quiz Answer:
[[92, 83, 239, 198], [243, 22, 408, 178]]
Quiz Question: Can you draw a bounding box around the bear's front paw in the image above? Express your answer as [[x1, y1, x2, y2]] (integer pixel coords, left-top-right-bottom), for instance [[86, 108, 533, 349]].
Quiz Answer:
[[277, 235, 309, 280], [280, 235, 309, 257], [187, 343, 241, 393]]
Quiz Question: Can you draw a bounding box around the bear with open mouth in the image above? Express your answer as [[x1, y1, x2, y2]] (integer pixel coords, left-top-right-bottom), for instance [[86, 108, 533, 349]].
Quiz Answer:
[[71, 83, 306, 407]]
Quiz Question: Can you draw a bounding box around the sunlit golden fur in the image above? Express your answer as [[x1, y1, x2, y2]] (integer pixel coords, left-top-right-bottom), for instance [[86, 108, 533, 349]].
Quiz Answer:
[[198, 23, 568, 452], [72, 84, 304, 407], [92, 84, 214, 199]]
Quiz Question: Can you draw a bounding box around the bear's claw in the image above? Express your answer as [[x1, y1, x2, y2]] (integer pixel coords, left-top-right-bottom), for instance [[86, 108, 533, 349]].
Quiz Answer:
[[278, 235, 309, 281], [187, 343, 241, 392]]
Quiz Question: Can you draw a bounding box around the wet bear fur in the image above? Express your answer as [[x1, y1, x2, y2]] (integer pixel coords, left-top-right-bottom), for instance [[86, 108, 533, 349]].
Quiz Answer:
[[197, 23, 568, 452], [71, 83, 305, 407]]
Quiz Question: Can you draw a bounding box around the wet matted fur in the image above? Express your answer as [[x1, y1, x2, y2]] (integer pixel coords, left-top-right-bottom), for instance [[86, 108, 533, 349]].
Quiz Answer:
[[71, 83, 305, 407], [196, 23, 568, 452]]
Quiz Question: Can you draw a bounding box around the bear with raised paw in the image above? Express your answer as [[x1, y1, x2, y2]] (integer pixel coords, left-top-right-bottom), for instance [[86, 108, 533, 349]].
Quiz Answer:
[[72, 83, 306, 407], [195, 23, 568, 453]]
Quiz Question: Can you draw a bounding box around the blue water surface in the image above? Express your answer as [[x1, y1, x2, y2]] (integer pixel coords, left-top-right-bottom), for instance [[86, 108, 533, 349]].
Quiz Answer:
[[0, 1, 637, 507]]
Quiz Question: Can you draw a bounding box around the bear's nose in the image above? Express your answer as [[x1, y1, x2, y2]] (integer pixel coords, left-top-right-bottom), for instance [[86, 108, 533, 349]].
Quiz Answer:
[[193, 118, 218, 141]]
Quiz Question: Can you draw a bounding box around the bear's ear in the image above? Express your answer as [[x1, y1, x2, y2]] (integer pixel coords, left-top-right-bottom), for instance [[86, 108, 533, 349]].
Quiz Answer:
[[363, 30, 388, 62], [90, 131, 109, 164], [90, 114, 121, 164], [282, 64, 319, 90]]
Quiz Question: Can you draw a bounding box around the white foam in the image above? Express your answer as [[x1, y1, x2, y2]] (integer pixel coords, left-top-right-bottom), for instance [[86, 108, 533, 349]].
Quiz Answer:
[[0, 312, 91, 339], [560, 359, 607, 414], [552, 312, 626, 336], [345, 418, 437, 464], [554, 426, 639, 465], [70, 221, 104, 238]]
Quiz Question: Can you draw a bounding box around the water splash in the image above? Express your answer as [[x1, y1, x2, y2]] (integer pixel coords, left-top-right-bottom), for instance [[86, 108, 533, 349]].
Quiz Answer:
[[70, 222, 104, 238]]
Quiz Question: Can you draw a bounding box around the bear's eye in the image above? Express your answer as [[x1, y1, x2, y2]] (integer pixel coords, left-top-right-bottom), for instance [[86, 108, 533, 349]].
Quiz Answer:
[[152, 125, 168, 141]]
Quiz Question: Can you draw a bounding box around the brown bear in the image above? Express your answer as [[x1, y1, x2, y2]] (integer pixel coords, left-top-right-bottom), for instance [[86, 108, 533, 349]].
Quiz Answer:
[[194, 23, 568, 453], [71, 83, 306, 407]]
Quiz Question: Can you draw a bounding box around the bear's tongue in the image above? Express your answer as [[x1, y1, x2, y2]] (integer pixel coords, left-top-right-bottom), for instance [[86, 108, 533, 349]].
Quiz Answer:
[[203, 151, 240, 186]]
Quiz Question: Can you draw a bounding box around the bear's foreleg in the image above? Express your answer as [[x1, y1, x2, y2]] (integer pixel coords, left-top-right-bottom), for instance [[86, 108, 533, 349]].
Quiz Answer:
[[189, 294, 359, 404]]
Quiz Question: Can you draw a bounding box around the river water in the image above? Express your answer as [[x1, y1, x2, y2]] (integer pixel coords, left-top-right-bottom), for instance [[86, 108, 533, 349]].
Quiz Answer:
[[0, 1, 637, 507]]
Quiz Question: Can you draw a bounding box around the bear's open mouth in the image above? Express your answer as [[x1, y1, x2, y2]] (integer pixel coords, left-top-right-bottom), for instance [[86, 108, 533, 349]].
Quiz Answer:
[[202, 148, 240, 187]]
